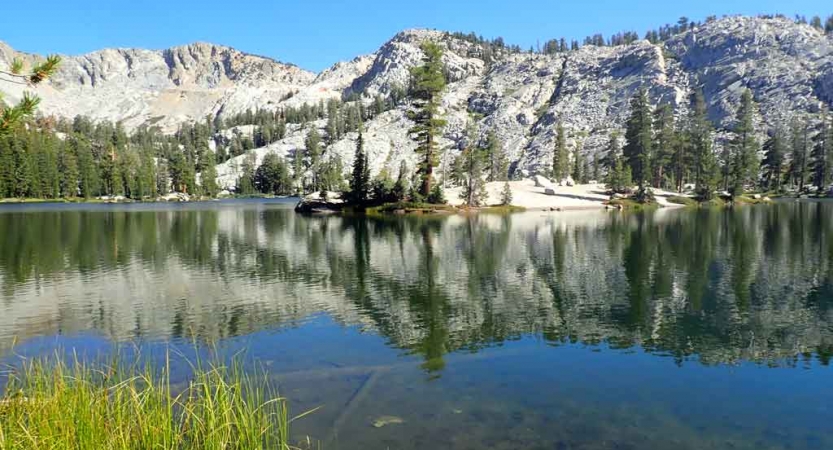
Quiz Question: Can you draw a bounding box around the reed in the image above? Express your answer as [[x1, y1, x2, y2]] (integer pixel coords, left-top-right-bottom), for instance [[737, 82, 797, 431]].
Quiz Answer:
[[0, 350, 312, 449]]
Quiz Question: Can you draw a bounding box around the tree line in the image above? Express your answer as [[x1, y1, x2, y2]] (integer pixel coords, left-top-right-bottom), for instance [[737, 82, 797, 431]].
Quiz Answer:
[[3, 34, 832, 205], [587, 88, 833, 201], [0, 85, 411, 201], [540, 13, 833, 55], [0, 116, 221, 199]]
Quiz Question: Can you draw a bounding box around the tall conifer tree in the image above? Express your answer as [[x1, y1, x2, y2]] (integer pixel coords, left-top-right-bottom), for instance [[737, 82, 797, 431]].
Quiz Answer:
[[408, 42, 447, 196]]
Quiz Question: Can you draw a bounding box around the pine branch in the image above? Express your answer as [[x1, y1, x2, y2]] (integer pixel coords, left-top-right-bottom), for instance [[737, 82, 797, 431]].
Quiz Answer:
[[11, 58, 24, 75], [0, 92, 41, 136], [0, 55, 61, 85], [0, 55, 60, 135], [29, 55, 61, 84]]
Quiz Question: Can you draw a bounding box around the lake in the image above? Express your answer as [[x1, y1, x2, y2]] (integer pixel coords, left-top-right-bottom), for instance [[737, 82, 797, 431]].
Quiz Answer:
[[1, 200, 831, 450]]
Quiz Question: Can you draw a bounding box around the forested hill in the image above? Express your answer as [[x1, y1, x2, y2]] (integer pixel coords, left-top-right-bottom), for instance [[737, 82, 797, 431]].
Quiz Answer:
[[0, 13, 832, 200]]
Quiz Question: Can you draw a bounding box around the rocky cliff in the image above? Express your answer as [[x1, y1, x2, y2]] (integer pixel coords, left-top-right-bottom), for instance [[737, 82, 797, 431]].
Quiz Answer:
[[0, 41, 315, 131], [2, 15, 832, 187]]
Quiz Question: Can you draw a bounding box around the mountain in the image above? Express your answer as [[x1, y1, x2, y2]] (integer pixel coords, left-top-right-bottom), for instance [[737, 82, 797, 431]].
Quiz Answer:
[[0, 41, 315, 131], [2, 15, 833, 189]]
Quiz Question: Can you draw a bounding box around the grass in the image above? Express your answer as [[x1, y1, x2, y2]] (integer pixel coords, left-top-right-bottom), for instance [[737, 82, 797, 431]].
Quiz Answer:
[[606, 198, 659, 210], [0, 198, 89, 204], [700, 197, 728, 208], [733, 195, 771, 205], [666, 196, 698, 207], [0, 351, 313, 449], [478, 205, 527, 214]]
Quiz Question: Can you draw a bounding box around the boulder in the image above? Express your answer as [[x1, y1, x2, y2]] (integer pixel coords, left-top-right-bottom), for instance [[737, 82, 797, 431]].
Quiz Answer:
[[158, 192, 190, 202], [294, 199, 342, 214]]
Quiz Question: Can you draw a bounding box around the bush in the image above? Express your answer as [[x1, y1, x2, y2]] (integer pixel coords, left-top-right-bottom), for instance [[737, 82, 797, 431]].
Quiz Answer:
[[426, 184, 447, 204], [633, 187, 656, 204]]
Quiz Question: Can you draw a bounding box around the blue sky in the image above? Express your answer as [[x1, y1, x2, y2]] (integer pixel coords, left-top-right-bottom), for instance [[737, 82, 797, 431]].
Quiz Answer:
[[1, 0, 829, 72]]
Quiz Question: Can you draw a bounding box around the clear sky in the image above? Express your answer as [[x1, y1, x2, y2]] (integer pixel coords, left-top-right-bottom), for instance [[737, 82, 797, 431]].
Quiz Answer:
[[1, 0, 829, 72]]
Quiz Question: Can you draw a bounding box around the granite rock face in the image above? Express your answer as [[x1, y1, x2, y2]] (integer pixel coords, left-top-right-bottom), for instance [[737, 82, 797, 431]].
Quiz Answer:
[[0, 42, 315, 131], [2, 16, 832, 186]]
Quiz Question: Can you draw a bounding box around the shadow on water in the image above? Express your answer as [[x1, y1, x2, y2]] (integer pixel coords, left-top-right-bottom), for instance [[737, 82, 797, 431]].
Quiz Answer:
[[1, 199, 833, 449]]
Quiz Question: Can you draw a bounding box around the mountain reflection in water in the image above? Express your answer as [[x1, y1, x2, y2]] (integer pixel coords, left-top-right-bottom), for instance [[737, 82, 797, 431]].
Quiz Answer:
[[0, 200, 830, 369]]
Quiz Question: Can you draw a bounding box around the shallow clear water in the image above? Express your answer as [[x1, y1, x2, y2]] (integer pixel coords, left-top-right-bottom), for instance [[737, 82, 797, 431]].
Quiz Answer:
[[1, 199, 832, 449]]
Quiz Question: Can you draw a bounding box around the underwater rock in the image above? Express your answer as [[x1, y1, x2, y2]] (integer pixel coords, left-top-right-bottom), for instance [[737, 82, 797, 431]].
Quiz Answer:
[[372, 415, 405, 428]]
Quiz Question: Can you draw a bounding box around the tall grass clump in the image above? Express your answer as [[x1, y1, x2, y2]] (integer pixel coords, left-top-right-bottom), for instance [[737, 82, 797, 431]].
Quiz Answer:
[[0, 351, 310, 449]]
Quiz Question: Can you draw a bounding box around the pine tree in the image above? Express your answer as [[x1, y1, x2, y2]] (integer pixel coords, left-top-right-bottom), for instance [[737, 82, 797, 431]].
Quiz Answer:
[[156, 157, 169, 195], [292, 148, 305, 194], [11, 136, 32, 198], [182, 153, 197, 195], [623, 88, 653, 193], [591, 152, 600, 181], [580, 158, 591, 184], [254, 152, 291, 195], [408, 41, 447, 197], [484, 130, 508, 181], [697, 140, 720, 201], [729, 89, 760, 196], [99, 144, 122, 196], [811, 16, 823, 30], [347, 130, 371, 205], [552, 122, 569, 183], [500, 181, 513, 205], [811, 112, 832, 193], [761, 129, 786, 193], [0, 135, 14, 197], [35, 133, 59, 198], [373, 95, 386, 117], [321, 154, 346, 194], [672, 89, 714, 192], [305, 128, 323, 192], [427, 183, 446, 204], [372, 167, 395, 203], [326, 100, 340, 143], [687, 90, 715, 195], [459, 124, 488, 206], [392, 160, 409, 202], [571, 149, 583, 183], [606, 152, 632, 194], [119, 146, 140, 198], [168, 150, 188, 193], [200, 151, 219, 197], [671, 129, 690, 193], [652, 103, 675, 188], [137, 146, 156, 198], [76, 138, 99, 198], [789, 117, 810, 192], [236, 153, 256, 195], [58, 143, 79, 197]]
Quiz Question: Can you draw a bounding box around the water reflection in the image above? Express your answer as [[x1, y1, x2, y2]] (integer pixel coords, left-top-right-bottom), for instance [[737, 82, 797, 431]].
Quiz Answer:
[[0, 201, 832, 369]]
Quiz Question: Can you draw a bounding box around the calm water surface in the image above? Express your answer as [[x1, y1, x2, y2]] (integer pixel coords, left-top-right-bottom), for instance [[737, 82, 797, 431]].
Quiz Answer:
[[1, 199, 832, 449]]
